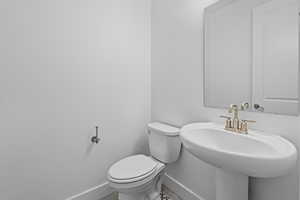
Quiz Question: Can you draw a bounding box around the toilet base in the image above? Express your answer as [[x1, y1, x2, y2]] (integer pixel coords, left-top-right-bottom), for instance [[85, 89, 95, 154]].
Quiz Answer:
[[118, 174, 162, 200]]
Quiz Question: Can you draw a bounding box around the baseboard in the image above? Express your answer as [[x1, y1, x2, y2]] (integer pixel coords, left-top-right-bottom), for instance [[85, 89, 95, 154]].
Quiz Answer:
[[65, 174, 206, 200], [163, 173, 207, 200], [66, 182, 115, 200]]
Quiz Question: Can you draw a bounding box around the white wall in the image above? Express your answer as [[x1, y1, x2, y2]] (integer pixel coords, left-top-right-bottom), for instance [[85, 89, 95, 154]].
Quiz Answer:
[[0, 0, 150, 199], [151, 0, 300, 200]]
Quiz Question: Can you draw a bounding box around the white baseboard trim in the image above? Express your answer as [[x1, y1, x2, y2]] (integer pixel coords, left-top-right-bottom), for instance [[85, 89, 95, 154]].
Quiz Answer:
[[66, 182, 115, 200], [65, 174, 205, 200], [163, 173, 207, 200]]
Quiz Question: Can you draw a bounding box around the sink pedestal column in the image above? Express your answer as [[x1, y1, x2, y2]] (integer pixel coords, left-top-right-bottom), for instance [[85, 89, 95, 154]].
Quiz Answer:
[[216, 169, 248, 200]]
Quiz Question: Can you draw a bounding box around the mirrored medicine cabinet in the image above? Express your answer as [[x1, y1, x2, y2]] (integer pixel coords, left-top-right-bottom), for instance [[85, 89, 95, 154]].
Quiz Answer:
[[204, 0, 299, 115]]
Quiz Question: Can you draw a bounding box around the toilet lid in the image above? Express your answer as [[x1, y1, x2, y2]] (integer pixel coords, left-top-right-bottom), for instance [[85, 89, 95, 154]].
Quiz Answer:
[[108, 155, 158, 180]]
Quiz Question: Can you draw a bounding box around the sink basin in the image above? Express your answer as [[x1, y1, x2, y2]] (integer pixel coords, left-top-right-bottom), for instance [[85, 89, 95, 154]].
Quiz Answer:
[[180, 122, 297, 200], [180, 122, 297, 177]]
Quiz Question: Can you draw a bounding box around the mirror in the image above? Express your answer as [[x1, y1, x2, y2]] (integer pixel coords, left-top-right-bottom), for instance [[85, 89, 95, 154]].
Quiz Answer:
[[204, 0, 299, 115]]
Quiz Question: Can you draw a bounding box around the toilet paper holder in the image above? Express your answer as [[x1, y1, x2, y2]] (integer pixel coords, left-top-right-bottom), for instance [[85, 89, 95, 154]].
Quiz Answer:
[[91, 126, 100, 144]]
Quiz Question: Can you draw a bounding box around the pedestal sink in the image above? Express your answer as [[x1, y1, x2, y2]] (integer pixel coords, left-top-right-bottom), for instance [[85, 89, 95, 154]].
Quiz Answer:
[[180, 123, 297, 200]]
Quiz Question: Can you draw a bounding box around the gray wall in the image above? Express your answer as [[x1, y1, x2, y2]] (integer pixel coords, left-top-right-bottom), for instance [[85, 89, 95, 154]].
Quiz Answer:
[[0, 0, 150, 199], [151, 0, 300, 200]]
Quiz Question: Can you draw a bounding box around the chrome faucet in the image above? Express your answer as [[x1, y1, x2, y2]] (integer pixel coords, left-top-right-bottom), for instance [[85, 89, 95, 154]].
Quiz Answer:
[[220, 102, 255, 134]]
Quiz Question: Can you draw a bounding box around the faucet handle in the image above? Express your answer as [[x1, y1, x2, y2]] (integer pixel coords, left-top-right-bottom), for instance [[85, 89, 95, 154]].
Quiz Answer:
[[241, 119, 256, 123], [220, 115, 232, 129], [220, 115, 231, 119], [240, 119, 256, 134]]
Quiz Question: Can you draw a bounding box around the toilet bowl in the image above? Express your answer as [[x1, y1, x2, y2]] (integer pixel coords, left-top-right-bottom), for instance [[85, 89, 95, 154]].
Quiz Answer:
[[108, 155, 165, 200], [107, 122, 181, 200]]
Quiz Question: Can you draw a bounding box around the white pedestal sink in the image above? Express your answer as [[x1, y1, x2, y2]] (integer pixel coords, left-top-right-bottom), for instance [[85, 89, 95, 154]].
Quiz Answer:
[[180, 123, 297, 200]]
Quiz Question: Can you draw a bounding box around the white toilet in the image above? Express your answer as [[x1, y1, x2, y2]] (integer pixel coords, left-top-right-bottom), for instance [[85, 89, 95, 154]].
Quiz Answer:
[[107, 122, 181, 200]]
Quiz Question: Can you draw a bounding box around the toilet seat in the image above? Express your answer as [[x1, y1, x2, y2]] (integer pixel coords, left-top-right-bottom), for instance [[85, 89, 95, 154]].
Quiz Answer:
[[108, 155, 160, 184]]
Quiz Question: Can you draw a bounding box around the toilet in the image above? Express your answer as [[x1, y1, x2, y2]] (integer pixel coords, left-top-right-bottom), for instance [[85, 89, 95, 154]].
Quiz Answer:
[[107, 122, 181, 200]]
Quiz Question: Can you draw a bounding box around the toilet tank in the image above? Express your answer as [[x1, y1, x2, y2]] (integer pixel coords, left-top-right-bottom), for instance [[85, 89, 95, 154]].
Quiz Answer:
[[148, 122, 181, 163]]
